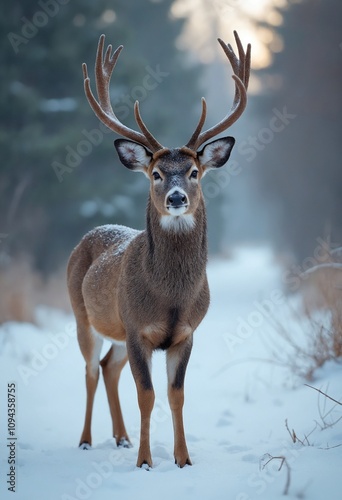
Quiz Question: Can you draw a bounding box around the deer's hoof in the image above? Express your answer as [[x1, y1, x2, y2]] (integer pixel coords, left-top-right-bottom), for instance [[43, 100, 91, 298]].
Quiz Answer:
[[79, 442, 91, 450], [140, 462, 151, 471], [137, 457, 152, 469], [117, 437, 132, 448], [175, 455, 192, 468]]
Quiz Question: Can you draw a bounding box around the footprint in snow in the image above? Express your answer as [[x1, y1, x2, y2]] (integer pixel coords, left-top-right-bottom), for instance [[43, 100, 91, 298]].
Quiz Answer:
[[241, 453, 259, 463], [224, 444, 251, 454]]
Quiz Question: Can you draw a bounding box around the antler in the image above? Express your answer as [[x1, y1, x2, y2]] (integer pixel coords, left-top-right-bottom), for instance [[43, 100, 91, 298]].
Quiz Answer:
[[186, 31, 251, 151], [82, 34, 164, 152]]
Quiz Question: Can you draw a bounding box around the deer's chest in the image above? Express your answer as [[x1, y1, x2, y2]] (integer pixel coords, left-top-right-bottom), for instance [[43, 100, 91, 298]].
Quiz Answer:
[[140, 306, 193, 350]]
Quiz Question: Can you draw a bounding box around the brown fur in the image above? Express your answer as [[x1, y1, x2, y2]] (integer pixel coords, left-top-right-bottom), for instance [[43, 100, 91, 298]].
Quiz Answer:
[[69, 30, 250, 468], [67, 150, 211, 467]]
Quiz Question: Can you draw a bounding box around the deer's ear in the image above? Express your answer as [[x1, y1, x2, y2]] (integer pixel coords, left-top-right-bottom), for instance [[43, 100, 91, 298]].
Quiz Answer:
[[114, 139, 152, 175], [197, 137, 235, 173]]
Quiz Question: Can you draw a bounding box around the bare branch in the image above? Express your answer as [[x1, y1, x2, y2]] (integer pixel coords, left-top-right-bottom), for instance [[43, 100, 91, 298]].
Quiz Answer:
[[285, 419, 297, 444], [285, 419, 308, 446], [304, 384, 342, 405]]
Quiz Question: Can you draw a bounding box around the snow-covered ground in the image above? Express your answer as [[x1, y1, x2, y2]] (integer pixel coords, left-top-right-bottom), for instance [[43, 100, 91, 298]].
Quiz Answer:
[[0, 247, 341, 499]]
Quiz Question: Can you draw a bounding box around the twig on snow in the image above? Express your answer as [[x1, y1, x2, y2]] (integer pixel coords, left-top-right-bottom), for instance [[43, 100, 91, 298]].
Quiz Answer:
[[260, 453, 291, 495]]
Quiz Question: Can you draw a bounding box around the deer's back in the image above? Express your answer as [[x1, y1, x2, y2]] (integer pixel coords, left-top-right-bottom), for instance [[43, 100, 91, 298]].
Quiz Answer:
[[67, 224, 141, 339]]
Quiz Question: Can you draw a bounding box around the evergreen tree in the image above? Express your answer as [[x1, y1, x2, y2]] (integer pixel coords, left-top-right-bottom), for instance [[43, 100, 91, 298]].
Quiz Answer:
[[1, 0, 202, 272], [253, 0, 342, 260]]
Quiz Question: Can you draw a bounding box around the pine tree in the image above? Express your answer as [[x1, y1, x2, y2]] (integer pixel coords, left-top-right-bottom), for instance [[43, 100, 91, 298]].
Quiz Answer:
[[1, 0, 202, 272], [253, 0, 342, 260]]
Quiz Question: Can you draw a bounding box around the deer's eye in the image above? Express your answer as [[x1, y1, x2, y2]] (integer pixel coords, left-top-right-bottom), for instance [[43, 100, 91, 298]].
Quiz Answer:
[[190, 170, 198, 179], [152, 171, 162, 181]]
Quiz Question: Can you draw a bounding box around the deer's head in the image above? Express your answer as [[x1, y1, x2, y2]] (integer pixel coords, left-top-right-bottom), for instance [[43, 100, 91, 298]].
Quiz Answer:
[[82, 32, 250, 231], [114, 138, 234, 230]]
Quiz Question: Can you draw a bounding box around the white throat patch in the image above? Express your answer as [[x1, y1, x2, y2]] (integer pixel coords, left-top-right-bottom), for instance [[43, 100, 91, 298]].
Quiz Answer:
[[160, 213, 195, 232]]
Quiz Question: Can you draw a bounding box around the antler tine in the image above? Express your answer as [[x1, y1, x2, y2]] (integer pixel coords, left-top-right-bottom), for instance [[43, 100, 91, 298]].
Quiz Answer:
[[134, 101, 164, 152], [185, 98, 207, 151], [222, 31, 251, 99], [95, 35, 122, 115], [245, 42, 251, 89], [83, 34, 163, 152], [218, 38, 243, 107], [233, 30, 246, 85], [185, 31, 251, 151]]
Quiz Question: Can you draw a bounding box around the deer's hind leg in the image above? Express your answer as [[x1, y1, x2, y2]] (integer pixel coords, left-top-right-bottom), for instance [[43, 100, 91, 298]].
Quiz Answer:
[[77, 322, 103, 449], [100, 341, 131, 447]]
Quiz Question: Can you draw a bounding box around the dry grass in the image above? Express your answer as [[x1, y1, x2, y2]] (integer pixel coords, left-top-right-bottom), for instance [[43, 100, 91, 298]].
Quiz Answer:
[[301, 263, 342, 359], [266, 306, 341, 381], [0, 256, 71, 324], [262, 387, 342, 497], [262, 247, 342, 381]]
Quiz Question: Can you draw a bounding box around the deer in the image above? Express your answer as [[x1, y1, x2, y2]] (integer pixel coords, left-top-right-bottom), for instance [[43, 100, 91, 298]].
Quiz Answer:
[[67, 31, 251, 469]]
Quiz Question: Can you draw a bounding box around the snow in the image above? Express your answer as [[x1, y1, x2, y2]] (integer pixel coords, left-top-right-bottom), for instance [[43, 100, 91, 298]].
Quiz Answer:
[[1, 246, 341, 500], [86, 224, 141, 256]]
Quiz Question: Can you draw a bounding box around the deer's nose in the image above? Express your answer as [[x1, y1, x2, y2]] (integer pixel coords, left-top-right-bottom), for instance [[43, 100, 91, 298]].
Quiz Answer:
[[167, 190, 188, 208]]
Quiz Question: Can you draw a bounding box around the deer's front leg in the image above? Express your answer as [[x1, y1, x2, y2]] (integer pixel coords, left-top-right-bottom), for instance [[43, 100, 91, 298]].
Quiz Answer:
[[127, 339, 155, 468], [166, 336, 193, 468]]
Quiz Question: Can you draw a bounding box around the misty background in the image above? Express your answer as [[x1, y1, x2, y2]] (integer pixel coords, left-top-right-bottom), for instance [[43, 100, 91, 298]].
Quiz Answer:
[[1, 0, 341, 317]]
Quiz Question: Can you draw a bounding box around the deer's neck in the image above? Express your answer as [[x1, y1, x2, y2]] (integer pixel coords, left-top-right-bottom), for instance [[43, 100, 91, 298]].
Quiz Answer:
[[143, 194, 208, 302]]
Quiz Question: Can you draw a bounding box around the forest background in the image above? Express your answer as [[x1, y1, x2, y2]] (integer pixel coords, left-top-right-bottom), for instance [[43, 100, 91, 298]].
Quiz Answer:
[[1, 0, 341, 319]]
